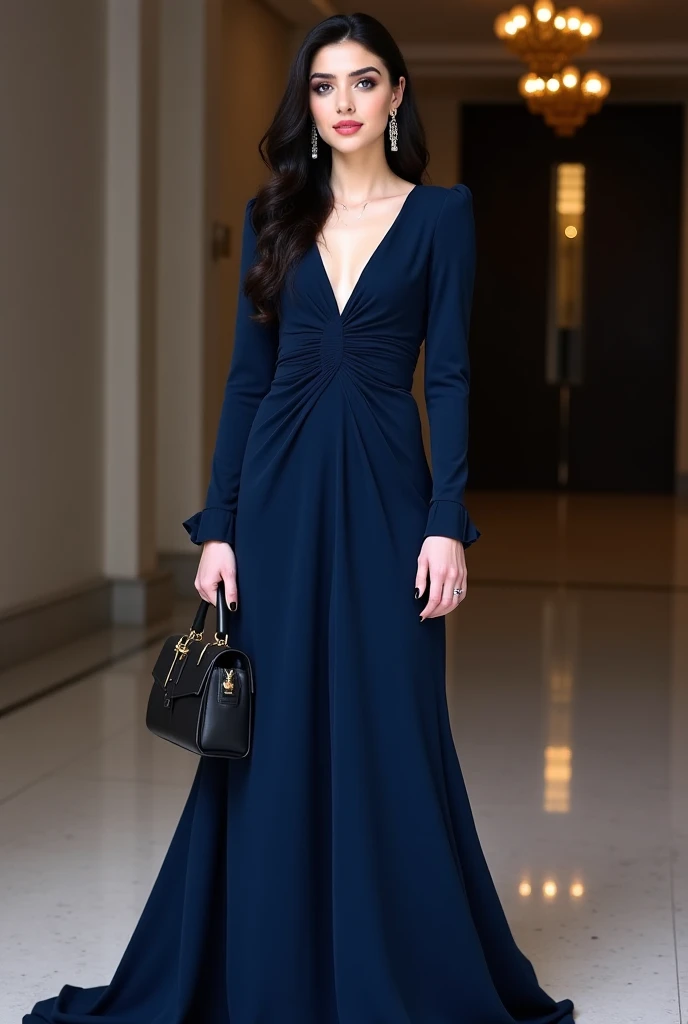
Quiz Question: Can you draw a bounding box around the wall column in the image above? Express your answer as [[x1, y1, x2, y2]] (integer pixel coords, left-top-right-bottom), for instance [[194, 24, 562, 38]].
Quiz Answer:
[[103, 0, 173, 623], [155, 0, 207, 561]]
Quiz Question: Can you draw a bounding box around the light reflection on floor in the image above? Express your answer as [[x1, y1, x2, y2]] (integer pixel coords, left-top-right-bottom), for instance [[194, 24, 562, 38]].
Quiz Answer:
[[2, 491, 688, 1023]]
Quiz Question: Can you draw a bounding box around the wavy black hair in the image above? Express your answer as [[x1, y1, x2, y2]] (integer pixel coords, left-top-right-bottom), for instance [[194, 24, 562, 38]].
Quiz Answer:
[[244, 12, 429, 324]]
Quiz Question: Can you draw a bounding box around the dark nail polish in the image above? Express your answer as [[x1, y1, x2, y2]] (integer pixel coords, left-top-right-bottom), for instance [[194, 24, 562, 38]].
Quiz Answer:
[[229, 601, 237, 612], [414, 588, 420, 599], [419, 615, 424, 622]]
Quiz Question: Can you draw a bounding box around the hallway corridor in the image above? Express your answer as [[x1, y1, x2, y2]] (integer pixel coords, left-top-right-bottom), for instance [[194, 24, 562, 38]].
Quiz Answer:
[[2, 494, 687, 1023]]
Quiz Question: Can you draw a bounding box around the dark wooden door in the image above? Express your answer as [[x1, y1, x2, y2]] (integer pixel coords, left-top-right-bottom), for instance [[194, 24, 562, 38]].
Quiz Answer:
[[461, 103, 682, 493]]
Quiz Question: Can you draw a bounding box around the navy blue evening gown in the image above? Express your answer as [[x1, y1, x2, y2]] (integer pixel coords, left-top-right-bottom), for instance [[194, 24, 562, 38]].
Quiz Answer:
[[25, 183, 575, 1024]]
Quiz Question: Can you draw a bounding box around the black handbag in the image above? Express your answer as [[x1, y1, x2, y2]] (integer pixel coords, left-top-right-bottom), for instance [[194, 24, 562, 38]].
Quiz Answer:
[[146, 580, 254, 758]]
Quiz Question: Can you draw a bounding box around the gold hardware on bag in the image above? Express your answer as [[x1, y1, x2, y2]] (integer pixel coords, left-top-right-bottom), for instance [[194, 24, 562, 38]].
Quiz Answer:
[[180, 628, 204, 651], [222, 668, 235, 693], [175, 636, 191, 657], [164, 634, 189, 687], [164, 628, 204, 686], [197, 643, 211, 664], [196, 631, 229, 664]]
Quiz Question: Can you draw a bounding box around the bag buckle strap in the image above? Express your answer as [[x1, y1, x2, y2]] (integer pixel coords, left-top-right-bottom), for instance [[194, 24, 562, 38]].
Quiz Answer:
[[163, 627, 204, 688]]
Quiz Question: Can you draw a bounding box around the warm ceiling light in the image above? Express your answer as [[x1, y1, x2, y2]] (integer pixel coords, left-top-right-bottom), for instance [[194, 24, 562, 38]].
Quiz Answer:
[[534, 0, 554, 22], [564, 6, 584, 28], [565, 225, 578, 237], [494, 1, 604, 76], [495, 0, 609, 132], [519, 72, 548, 96], [581, 69, 610, 97], [584, 14, 602, 37], [522, 67, 610, 135], [511, 4, 532, 28]]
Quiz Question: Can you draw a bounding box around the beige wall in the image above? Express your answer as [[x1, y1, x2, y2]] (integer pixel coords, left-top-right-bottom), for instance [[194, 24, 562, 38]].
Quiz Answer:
[[0, 0, 106, 613], [207, 0, 292, 450], [192, 0, 291, 552], [0, 0, 293, 623], [102, 0, 161, 583], [155, 0, 206, 554], [157, 0, 292, 555]]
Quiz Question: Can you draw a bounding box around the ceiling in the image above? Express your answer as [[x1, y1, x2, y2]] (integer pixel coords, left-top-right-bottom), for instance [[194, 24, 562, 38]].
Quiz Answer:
[[355, 0, 688, 48], [274, 0, 688, 85]]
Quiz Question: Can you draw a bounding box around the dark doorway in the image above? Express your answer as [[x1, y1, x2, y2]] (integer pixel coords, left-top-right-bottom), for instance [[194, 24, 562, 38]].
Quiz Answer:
[[461, 103, 682, 493]]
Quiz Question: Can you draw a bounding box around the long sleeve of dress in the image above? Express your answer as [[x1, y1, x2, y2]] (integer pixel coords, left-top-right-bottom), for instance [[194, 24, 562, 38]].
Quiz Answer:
[[422, 183, 481, 548], [182, 198, 278, 547]]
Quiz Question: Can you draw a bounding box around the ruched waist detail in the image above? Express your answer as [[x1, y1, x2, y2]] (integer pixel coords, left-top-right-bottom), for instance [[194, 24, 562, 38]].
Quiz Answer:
[[274, 323, 417, 392]]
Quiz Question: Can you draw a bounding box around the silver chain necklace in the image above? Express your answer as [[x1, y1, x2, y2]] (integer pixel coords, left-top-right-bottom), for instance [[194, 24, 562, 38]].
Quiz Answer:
[[334, 200, 369, 221], [333, 190, 410, 223]]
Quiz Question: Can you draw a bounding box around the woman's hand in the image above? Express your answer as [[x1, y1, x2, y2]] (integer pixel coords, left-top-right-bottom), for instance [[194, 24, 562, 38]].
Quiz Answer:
[[415, 536, 467, 620], [194, 540, 238, 610]]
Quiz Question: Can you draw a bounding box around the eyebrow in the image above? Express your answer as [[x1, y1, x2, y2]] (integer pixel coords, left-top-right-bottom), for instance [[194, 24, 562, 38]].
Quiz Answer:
[[309, 66, 382, 81]]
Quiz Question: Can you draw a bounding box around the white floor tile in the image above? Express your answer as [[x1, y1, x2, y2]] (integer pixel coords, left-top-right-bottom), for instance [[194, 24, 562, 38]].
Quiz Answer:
[[0, 668, 145, 803], [2, 569, 686, 1022], [673, 834, 688, 1024], [1, 773, 190, 1015]]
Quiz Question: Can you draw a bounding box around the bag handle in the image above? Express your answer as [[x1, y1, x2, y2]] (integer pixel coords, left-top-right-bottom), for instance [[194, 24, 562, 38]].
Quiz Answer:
[[189, 579, 231, 642]]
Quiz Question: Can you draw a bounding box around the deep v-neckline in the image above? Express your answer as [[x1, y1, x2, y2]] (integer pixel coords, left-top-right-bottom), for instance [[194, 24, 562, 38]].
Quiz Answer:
[[314, 184, 419, 320]]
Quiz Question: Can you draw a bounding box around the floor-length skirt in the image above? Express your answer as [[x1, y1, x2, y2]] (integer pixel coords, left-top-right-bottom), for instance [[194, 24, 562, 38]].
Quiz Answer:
[[25, 362, 574, 1024]]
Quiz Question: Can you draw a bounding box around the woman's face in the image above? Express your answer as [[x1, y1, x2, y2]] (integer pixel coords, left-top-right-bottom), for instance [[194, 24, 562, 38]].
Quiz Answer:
[[309, 40, 404, 155]]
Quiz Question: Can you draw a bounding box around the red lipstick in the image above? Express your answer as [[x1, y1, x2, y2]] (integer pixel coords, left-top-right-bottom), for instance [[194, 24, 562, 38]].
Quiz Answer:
[[333, 120, 363, 135]]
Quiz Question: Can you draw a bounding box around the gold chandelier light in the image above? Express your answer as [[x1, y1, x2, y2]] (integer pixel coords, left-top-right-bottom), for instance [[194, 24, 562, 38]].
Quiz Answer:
[[494, 1, 601, 76], [519, 65, 610, 136], [494, 0, 610, 134]]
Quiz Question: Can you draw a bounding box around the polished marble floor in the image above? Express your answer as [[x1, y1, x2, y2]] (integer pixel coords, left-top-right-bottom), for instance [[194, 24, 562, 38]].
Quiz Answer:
[[2, 493, 688, 1022]]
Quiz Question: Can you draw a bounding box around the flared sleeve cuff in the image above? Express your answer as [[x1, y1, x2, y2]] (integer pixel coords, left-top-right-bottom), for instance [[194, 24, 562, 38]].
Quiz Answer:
[[182, 507, 236, 548], [423, 499, 481, 548]]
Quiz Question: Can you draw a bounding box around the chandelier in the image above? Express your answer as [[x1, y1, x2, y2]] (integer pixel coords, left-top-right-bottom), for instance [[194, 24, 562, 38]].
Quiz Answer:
[[494, 1, 610, 134], [519, 66, 610, 136], [494, 1, 601, 76]]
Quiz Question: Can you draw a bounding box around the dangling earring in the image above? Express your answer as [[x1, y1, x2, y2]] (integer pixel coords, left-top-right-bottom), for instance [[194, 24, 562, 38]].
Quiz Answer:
[[388, 108, 398, 152], [311, 119, 318, 159]]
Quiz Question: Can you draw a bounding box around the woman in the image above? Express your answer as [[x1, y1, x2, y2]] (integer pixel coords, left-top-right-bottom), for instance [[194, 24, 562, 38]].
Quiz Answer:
[[25, 12, 575, 1024]]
